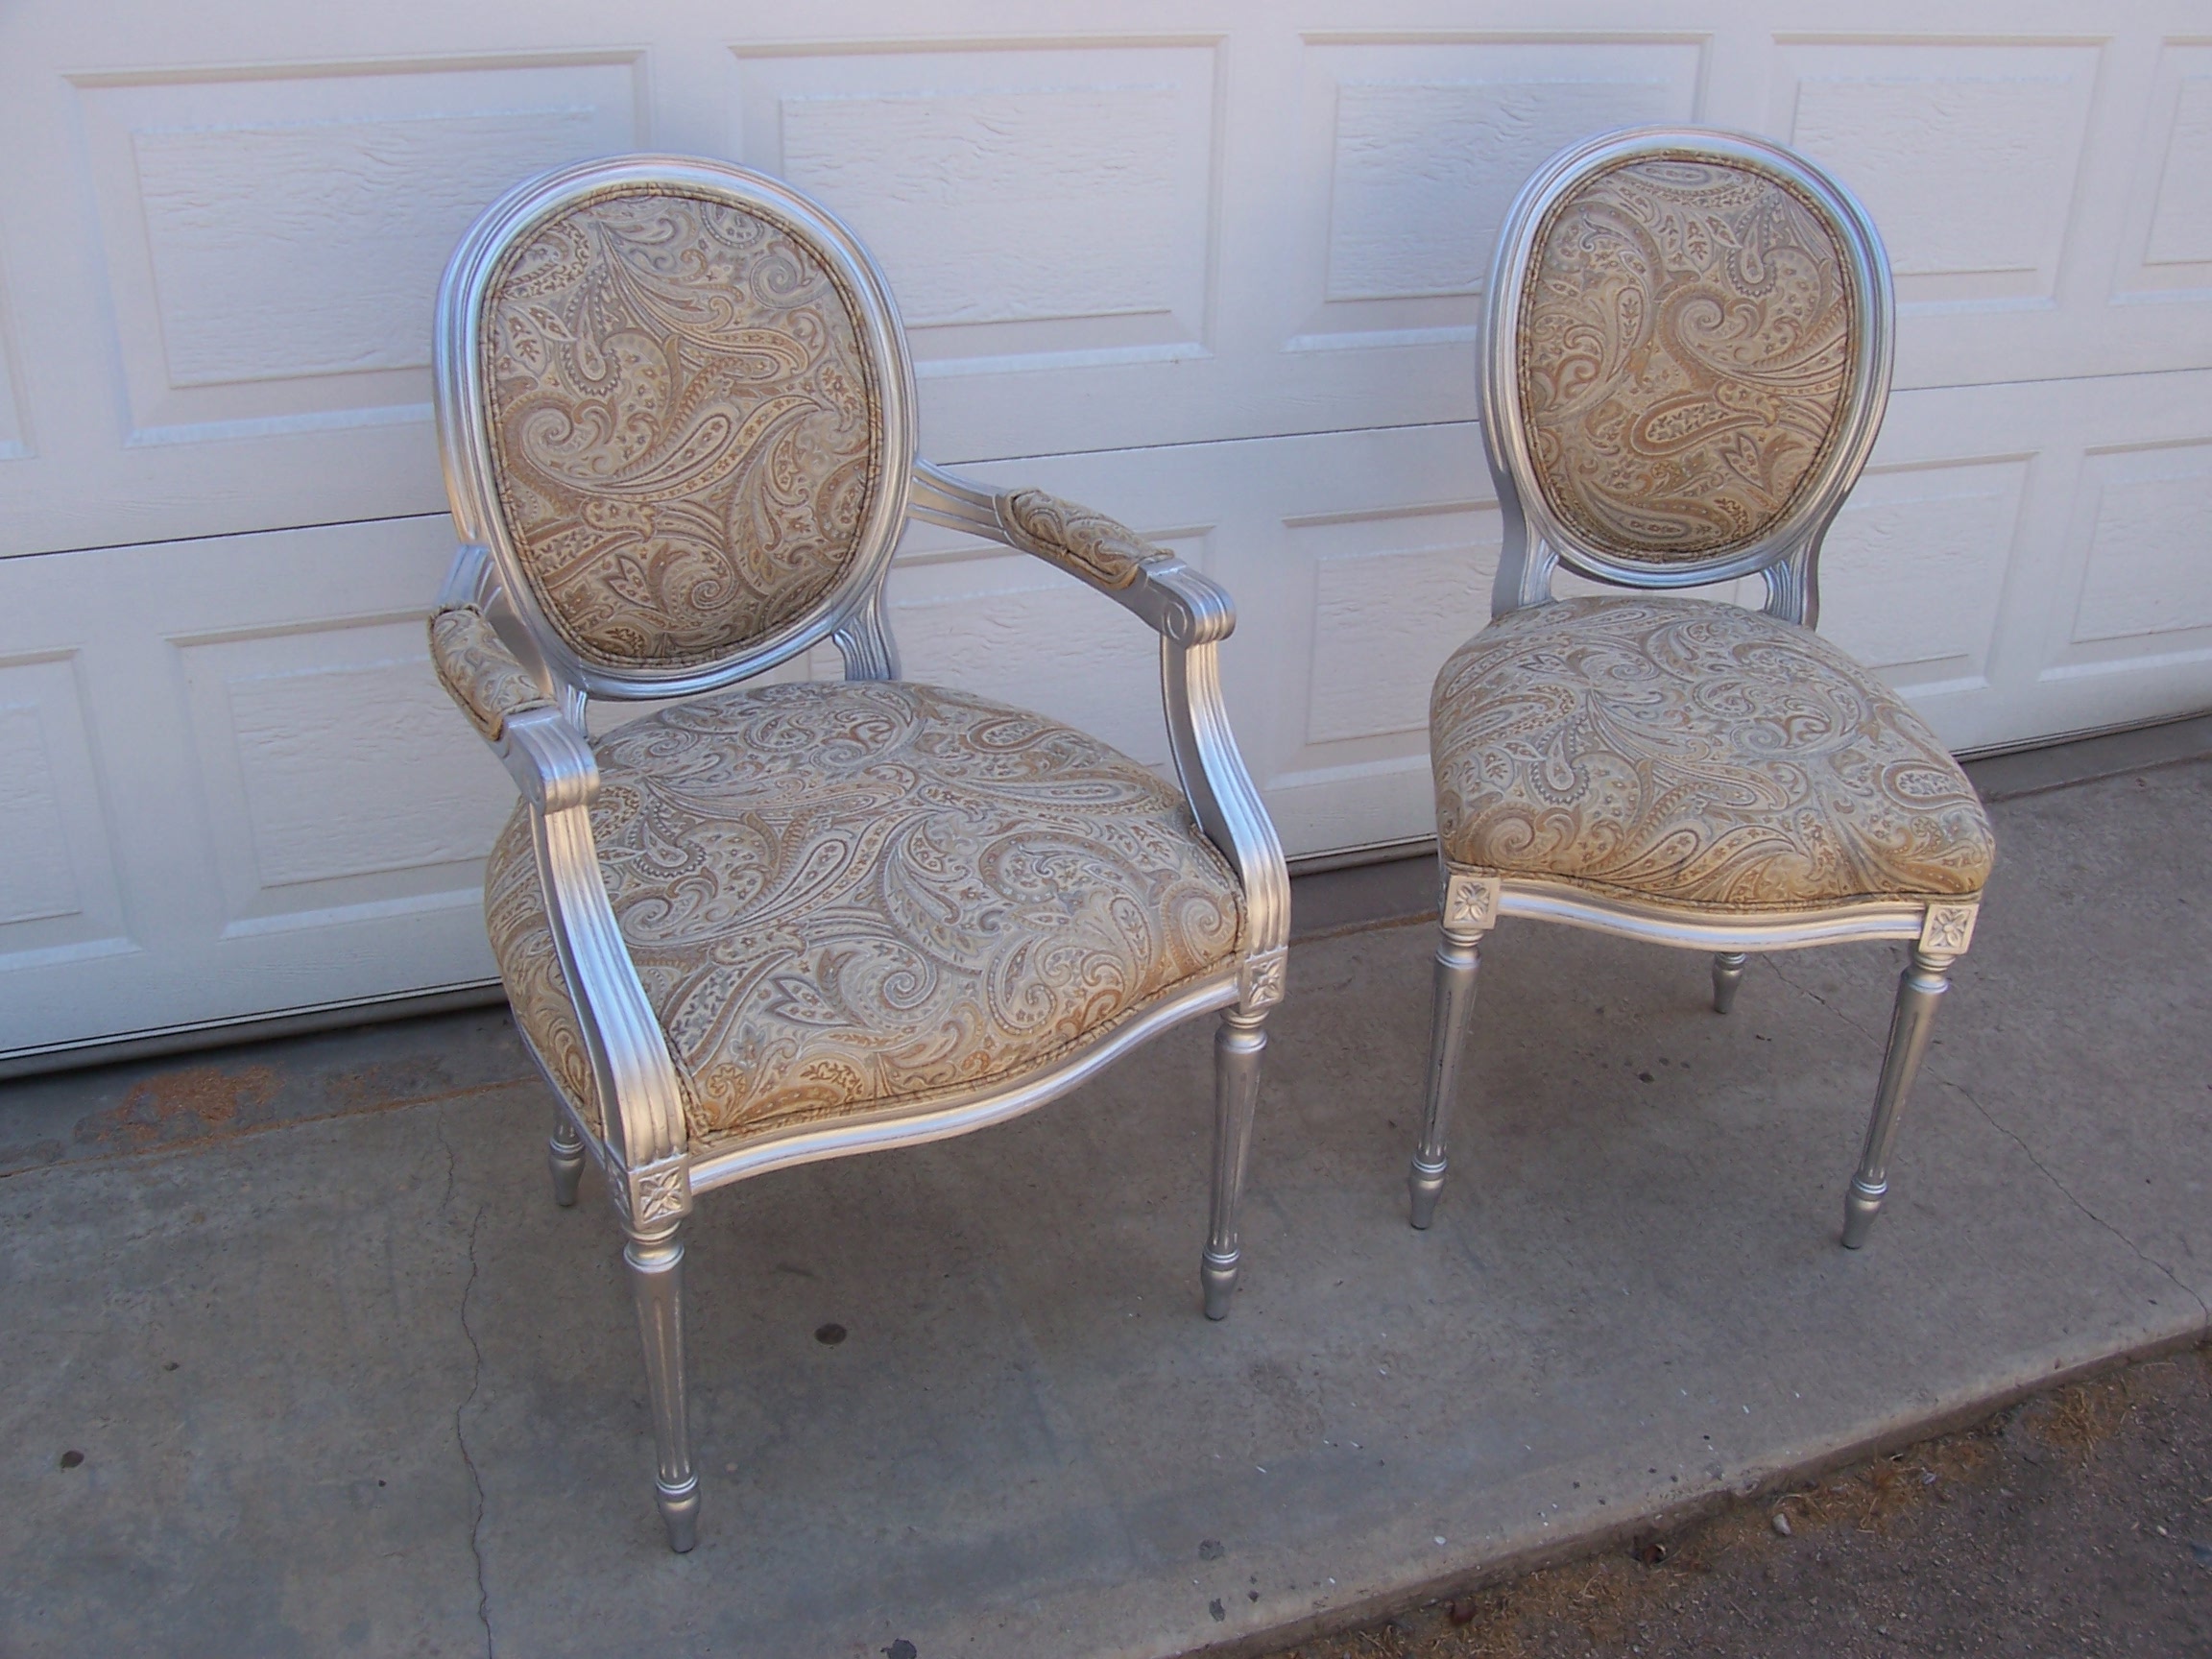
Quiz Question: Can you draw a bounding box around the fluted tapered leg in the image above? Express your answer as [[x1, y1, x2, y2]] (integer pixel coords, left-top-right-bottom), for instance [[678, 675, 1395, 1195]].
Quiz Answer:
[[1201, 1009, 1269, 1320], [1711, 951, 1749, 1015], [624, 1222, 698, 1551], [1842, 947, 1956, 1249], [548, 1115, 586, 1208], [1408, 926, 1484, 1230]]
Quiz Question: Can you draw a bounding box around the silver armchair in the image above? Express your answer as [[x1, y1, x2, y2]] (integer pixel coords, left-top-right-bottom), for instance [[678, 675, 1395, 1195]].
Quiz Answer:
[[1408, 129, 1995, 1248], [426, 156, 1287, 1551]]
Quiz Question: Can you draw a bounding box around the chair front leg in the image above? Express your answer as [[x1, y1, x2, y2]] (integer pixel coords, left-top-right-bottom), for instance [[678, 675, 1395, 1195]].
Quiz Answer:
[[1841, 945, 1957, 1249], [1201, 1007, 1269, 1320], [548, 1113, 587, 1208], [1711, 951, 1749, 1014], [1408, 916, 1486, 1230], [1408, 873, 1499, 1228], [624, 1219, 699, 1551]]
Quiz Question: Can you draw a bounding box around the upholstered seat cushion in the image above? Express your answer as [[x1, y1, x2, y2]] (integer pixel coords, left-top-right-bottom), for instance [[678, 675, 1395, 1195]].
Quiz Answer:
[[487, 680, 1244, 1148], [1431, 597, 1994, 911]]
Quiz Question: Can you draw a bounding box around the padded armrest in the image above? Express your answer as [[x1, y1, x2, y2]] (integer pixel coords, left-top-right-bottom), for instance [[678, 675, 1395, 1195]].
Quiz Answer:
[[998, 490, 1171, 591], [430, 604, 552, 741]]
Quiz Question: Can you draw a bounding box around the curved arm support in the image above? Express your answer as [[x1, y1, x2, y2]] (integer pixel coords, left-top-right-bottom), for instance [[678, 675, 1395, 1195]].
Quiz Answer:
[[909, 460, 1288, 974], [1161, 626, 1290, 974], [498, 707, 693, 1221]]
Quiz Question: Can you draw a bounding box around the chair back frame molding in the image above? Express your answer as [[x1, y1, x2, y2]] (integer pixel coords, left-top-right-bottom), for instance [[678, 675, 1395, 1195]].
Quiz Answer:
[[429, 153, 1289, 1214], [1479, 126, 1897, 629], [433, 154, 920, 706]]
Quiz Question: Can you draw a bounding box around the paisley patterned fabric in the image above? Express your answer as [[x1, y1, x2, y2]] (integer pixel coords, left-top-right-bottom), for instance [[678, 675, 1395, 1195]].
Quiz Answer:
[[482, 188, 883, 670], [428, 605, 548, 739], [487, 680, 1244, 1146], [1002, 490, 1169, 590], [1519, 156, 1855, 564], [1431, 597, 1994, 911]]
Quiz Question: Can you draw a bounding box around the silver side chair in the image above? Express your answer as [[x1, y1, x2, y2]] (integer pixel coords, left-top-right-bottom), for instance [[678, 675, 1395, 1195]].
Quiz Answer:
[[1407, 128, 1995, 1248], [425, 156, 1287, 1551]]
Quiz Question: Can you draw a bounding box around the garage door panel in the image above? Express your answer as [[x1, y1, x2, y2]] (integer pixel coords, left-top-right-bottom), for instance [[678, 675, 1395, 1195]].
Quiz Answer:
[[2116, 43, 2212, 300], [1776, 38, 2101, 310], [731, 39, 1219, 384], [0, 271, 29, 462], [0, 517, 504, 1053], [1300, 509, 1497, 749], [1288, 35, 1704, 351], [1769, 31, 2212, 388], [0, 653, 131, 972], [174, 618, 513, 930], [2059, 442, 2212, 655], [1872, 373, 2212, 748], [1814, 456, 2030, 698], [72, 58, 645, 450]]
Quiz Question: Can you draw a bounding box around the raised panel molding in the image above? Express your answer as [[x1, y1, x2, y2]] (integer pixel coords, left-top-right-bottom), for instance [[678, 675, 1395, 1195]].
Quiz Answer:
[[732, 41, 1217, 372], [1815, 457, 2029, 691], [0, 265, 28, 462], [1776, 39, 2101, 308], [0, 654, 130, 969], [0, 699, 84, 927], [2068, 443, 2212, 645], [1302, 508, 1497, 744], [2117, 45, 2212, 300], [2145, 74, 2212, 265], [177, 616, 515, 932], [1294, 36, 1703, 349], [1325, 80, 1680, 302], [73, 58, 642, 445], [780, 86, 1183, 328], [132, 108, 602, 388]]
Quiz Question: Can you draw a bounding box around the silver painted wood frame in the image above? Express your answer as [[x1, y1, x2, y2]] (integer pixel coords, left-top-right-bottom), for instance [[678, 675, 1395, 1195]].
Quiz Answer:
[[1409, 127, 1980, 1252], [431, 156, 1289, 1551]]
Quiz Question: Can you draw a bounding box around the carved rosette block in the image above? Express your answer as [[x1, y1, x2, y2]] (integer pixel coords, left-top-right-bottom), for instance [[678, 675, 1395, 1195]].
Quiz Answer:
[[1238, 945, 1287, 1013], [605, 1154, 694, 1232], [1918, 902, 1978, 955], [1442, 871, 1503, 937]]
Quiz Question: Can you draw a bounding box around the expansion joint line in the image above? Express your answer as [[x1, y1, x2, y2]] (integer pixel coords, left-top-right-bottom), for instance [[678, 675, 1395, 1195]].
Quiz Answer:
[[439, 1110, 495, 1659], [1759, 955, 2210, 1325]]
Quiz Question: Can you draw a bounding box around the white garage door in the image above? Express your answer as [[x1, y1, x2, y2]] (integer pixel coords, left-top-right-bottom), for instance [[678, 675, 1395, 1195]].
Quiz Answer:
[[2, 1, 2207, 1059]]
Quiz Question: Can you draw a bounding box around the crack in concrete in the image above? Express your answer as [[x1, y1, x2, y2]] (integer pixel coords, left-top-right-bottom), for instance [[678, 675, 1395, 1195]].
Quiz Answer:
[[1759, 955, 2211, 1326], [1949, 1076, 2211, 1325], [439, 1111, 495, 1659]]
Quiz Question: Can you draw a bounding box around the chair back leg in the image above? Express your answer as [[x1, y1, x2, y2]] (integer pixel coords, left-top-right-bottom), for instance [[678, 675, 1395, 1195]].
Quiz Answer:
[[1201, 1008, 1269, 1320], [1408, 922, 1486, 1229], [548, 1114, 587, 1208], [1842, 946, 1957, 1248], [1711, 951, 1749, 1014], [624, 1221, 700, 1550]]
